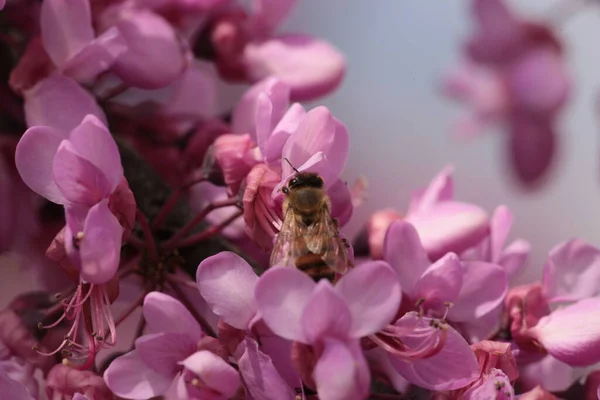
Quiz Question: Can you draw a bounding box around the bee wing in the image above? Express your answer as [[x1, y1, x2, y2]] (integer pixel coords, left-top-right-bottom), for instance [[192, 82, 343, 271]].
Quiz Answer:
[[269, 206, 310, 268], [305, 205, 348, 273]]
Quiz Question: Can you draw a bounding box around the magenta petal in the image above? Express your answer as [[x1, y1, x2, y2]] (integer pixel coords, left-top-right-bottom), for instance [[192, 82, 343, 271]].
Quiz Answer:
[[251, 0, 297, 36], [463, 369, 514, 400], [542, 239, 600, 302], [389, 314, 479, 390], [412, 252, 463, 305], [448, 261, 507, 321], [244, 34, 345, 101], [335, 261, 401, 338], [53, 141, 112, 205], [40, 0, 94, 68], [327, 178, 353, 227], [301, 281, 351, 343], [0, 369, 34, 400], [136, 333, 197, 377], [68, 114, 123, 191], [264, 102, 305, 163], [104, 350, 173, 399], [406, 201, 489, 260], [314, 339, 370, 400], [382, 220, 430, 294], [509, 116, 555, 185], [107, 8, 186, 89], [499, 238, 530, 279], [164, 62, 217, 121], [181, 351, 240, 397], [143, 292, 203, 337], [237, 338, 295, 400], [410, 166, 454, 213], [489, 205, 513, 261], [62, 27, 127, 83], [24, 74, 107, 131], [79, 199, 123, 284], [519, 355, 576, 393], [15, 126, 67, 204], [532, 298, 600, 366], [255, 267, 315, 342], [196, 252, 258, 330]]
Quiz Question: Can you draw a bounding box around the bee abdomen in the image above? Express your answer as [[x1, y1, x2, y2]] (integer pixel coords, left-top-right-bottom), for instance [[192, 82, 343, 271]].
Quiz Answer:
[[295, 253, 335, 282]]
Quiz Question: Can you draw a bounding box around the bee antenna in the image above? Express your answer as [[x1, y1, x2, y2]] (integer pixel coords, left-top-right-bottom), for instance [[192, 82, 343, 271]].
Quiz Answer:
[[284, 158, 300, 174]]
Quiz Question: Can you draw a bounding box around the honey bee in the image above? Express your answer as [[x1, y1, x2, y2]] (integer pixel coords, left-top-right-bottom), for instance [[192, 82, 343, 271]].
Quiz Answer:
[[270, 162, 350, 282]]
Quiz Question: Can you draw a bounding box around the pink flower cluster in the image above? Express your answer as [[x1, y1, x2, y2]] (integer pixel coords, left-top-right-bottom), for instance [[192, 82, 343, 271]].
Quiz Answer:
[[0, 0, 599, 399]]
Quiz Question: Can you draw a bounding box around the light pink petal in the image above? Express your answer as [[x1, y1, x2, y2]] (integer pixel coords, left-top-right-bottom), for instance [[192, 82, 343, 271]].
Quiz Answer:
[[68, 114, 123, 191], [301, 281, 351, 343], [448, 261, 508, 322], [382, 220, 430, 294], [143, 291, 203, 337], [410, 166, 454, 213], [62, 27, 127, 83], [412, 252, 463, 305], [327, 179, 353, 227], [490, 205, 513, 262], [519, 355, 577, 393], [196, 252, 258, 330], [542, 239, 600, 302], [53, 141, 112, 205], [24, 74, 107, 131], [136, 332, 197, 377], [335, 261, 401, 338], [314, 339, 370, 400], [255, 267, 315, 342], [104, 350, 173, 399], [40, 0, 94, 68], [463, 368, 514, 400], [258, 334, 299, 389], [509, 116, 555, 185], [264, 102, 305, 163], [499, 238, 530, 280], [164, 62, 217, 121], [255, 92, 291, 157], [0, 369, 34, 400], [251, 0, 297, 36], [72, 394, 88, 400], [237, 338, 295, 400], [15, 126, 67, 204], [232, 76, 290, 138], [79, 199, 123, 284], [244, 34, 345, 101], [389, 313, 479, 390], [106, 8, 186, 89], [406, 201, 489, 261], [181, 351, 240, 397], [531, 298, 600, 366], [507, 49, 570, 117]]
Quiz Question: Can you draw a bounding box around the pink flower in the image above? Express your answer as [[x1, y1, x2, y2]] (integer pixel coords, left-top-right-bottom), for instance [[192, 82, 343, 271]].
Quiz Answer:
[[461, 368, 515, 400], [40, 0, 127, 83], [202, 0, 345, 100], [255, 261, 401, 399], [383, 220, 508, 324], [105, 292, 239, 399], [46, 364, 113, 400], [0, 369, 34, 400]]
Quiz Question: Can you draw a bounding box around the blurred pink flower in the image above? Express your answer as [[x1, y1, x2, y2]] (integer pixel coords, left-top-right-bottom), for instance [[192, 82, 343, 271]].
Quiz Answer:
[[0, 368, 34, 400], [461, 368, 515, 400], [46, 364, 113, 400]]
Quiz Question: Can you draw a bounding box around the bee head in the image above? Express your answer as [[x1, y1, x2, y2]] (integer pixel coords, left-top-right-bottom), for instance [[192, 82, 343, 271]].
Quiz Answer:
[[287, 172, 324, 190]]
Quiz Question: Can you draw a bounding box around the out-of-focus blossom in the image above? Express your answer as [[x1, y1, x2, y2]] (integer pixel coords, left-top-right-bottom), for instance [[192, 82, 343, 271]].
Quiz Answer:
[[383, 220, 508, 324], [360, 167, 489, 260], [255, 261, 401, 400], [40, 0, 127, 83], [443, 0, 570, 185], [46, 364, 113, 399], [518, 386, 559, 400], [0, 369, 34, 400], [462, 368, 515, 399], [201, 0, 345, 100], [584, 371, 600, 400]]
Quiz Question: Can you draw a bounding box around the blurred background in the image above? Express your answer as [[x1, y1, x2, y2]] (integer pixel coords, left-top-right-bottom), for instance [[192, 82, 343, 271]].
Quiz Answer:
[[280, 0, 600, 284]]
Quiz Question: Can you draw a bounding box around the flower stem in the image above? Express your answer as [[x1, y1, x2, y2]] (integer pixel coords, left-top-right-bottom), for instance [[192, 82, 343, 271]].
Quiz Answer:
[[169, 210, 243, 250], [136, 210, 159, 262]]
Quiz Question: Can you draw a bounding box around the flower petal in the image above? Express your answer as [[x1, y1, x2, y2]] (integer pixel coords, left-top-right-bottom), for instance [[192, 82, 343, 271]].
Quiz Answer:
[[301, 281, 352, 343], [250, 0, 297, 36], [196, 252, 258, 330], [255, 267, 314, 342], [335, 261, 401, 338], [244, 34, 345, 101], [499, 239, 530, 280], [389, 313, 479, 390], [412, 252, 463, 306], [463, 368, 515, 400], [40, 0, 95, 68], [0, 369, 34, 400], [327, 178, 353, 227], [509, 116, 555, 185], [382, 220, 430, 294], [542, 239, 600, 302], [143, 292, 203, 337], [237, 338, 295, 399], [314, 339, 370, 400], [519, 355, 577, 393], [78, 199, 123, 284], [264, 103, 305, 163], [448, 261, 508, 322], [23, 74, 106, 131], [181, 351, 240, 397], [136, 332, 197, 377], [68, 114, 123, 191], [409, 166, 454, 213], [15, 126, 66, 204], [531, 298, 600, 366], [489, 205, 513, 262], [104, 350, 173, 399]]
